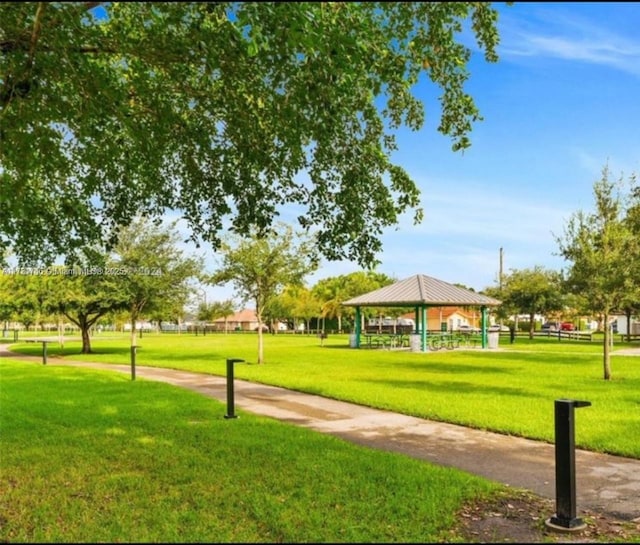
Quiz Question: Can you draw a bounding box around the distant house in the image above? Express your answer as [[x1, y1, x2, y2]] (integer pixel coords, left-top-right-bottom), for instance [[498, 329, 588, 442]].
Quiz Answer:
[[612, 314, 640, 336], [212, 309, 264, 332], [401, 307, 481, 332], [123, 321, 154, 332], [212, 309, 291, 332]]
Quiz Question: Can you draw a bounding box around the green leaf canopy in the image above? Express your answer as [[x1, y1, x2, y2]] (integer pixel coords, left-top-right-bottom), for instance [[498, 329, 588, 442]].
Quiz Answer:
[[1, 2, 502, 266]]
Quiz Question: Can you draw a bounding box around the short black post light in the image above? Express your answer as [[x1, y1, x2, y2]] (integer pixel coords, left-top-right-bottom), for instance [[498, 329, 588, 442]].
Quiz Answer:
[[546, 399, 591, 532], [42, 340, 48, 365], [225, 358, 245, 419]]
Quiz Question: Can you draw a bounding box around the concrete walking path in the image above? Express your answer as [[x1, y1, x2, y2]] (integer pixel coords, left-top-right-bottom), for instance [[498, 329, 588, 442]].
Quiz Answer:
[[2, 345, 639, 522]]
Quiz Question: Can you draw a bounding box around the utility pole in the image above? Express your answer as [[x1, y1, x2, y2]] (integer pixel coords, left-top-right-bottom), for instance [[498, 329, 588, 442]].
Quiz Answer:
[[499, 247, 505, 331]]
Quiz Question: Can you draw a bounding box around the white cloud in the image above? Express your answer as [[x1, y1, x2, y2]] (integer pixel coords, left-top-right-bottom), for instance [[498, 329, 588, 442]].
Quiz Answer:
[[498, 6, 640, 76]]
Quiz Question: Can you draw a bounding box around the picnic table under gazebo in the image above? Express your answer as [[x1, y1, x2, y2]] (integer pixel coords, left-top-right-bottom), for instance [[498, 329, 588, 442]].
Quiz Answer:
[[342, 274, 502, 352]]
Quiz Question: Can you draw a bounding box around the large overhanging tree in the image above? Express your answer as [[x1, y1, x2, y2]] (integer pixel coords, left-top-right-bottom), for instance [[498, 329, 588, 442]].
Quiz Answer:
[[1, 2, 503, 267]]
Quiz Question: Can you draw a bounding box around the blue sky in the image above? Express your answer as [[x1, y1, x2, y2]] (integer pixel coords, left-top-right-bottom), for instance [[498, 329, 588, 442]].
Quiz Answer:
[[191, 2, 640, 306]]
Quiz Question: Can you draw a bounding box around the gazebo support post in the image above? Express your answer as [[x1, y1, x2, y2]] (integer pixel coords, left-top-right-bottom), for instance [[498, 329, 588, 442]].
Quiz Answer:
[[481, 306, 488, 348], [421, 306, 427, 352], [354, 307, 361, 348]]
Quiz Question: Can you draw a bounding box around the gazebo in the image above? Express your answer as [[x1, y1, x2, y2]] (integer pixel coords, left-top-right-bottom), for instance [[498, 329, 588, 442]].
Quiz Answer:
[[342, 274, 502, 351]]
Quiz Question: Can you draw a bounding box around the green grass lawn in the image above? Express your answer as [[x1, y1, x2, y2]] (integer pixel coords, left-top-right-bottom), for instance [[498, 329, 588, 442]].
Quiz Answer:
[[1, 360, 498, 543], [4, 332, 640, 542], [8, 331, 640, 458]]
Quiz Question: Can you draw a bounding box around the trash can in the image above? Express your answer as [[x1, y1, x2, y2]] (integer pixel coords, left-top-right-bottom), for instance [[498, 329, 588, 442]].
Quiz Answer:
[[488, 331, 499, 349], [409, 334, 422, 352], [349, 334, 358, 348]]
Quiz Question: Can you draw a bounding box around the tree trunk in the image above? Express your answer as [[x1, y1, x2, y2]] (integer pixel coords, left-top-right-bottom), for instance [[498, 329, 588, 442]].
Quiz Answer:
[[57, 319, 64, 350], [528, 312, 535, 340], [625, 309, 632, 342], [130, 316, 138, 347], [256, 307, 264, 364], [80, 316, 92, 354], [257, 325, 264, 363], [603, 312, 612, 380]]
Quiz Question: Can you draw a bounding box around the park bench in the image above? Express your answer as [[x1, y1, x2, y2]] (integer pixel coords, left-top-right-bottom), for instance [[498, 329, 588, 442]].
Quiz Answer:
[[24, 338, 52, 364]]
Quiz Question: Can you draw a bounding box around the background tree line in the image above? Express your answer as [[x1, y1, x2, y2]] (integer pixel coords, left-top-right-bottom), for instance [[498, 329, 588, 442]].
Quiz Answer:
[[2, 167, 639, 375]]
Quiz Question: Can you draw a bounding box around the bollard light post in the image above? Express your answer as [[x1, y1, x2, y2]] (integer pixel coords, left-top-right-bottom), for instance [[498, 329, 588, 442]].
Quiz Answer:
[[546, 399, 591, 532], [42, 340, 48, 365], [224, 358, 245, 419]]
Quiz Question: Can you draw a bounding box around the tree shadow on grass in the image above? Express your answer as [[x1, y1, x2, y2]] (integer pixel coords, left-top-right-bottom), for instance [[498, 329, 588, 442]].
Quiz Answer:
[[389, 360, 517, 375], [361, 376, 535, 398]]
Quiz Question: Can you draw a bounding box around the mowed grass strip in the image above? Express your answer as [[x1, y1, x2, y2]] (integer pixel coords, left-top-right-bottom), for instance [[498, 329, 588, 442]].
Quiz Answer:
[[10, 332, 640, 458], [1, 361, 497, 543]]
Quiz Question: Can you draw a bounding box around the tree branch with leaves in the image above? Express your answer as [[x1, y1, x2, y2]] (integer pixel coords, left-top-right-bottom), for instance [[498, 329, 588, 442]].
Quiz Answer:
[[1, 2, 505, 268]]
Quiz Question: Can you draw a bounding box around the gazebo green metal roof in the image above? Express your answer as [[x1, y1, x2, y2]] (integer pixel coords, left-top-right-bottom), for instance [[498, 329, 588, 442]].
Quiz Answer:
[[343, 274, 501, 307]]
